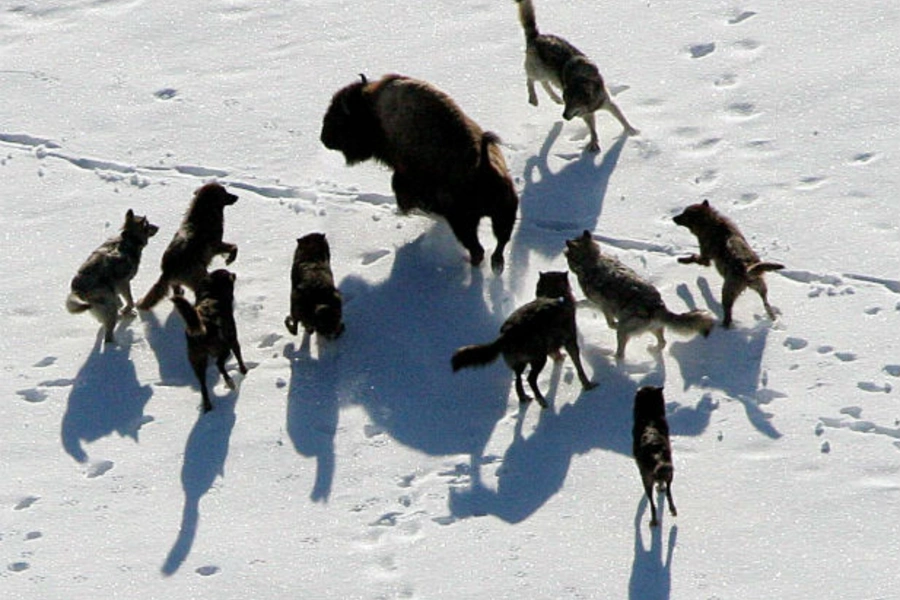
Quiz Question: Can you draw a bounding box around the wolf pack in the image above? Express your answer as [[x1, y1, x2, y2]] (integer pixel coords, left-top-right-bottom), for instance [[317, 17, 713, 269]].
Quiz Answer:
[[65, 0, 784, 528]]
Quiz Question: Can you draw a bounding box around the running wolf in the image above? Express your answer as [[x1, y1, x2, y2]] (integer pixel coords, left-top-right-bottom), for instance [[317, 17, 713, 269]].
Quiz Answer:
[[67, 209, 159, 343], [673, 199, 783, 327], [515, 0, 638, 152], [137, 182, 239, 310], [451, 271, 597, 408], [171, 269, 248, 413], [633, 386, 677, 527], [284, 232, 345, 340], [564, 230, 714, 359]]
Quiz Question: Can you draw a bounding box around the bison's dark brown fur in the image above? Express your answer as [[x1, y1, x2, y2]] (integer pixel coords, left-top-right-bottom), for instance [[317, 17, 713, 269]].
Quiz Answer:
[[321, 74, 519, 273]]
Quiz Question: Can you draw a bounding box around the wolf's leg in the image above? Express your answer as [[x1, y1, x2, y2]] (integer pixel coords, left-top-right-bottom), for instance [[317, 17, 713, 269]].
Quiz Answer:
[[513, 364, 531, 404], [540, 81, 563, 104], [526, 355, 548, 409], [603, 97, 639, 136], [666, 481, 677, 517], [643, 473, 659, 527], [527, 78, 539, 106], [750, 278, 777, 320], [564, 339, 596, 391], [582, 112, 600, 153]]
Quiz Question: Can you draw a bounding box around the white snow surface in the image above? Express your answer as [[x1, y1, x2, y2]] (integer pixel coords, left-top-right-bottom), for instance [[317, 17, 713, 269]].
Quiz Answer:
[[2, 1, 900, 598]]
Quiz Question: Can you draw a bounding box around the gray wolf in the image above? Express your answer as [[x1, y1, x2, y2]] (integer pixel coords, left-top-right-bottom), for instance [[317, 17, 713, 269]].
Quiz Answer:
[[673, 199, 783, 327], [451, 271, 597, 408], [137, 182, 239, 310], [67, 209, 159, 343], [632, 386, 677, 527], [171, 269, 248, 413], [320, 73, 519, 273], [515, 0, 638, 152], [284, 232, 345, 340], [564, 230, 714, 359]]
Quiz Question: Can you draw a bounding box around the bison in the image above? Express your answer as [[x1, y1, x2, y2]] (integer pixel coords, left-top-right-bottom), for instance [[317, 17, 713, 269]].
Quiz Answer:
[[320, 74, 519, 273]]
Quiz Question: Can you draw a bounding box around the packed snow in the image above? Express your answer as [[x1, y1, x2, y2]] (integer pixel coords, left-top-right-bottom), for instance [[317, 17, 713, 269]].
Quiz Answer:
[[2, 1, 899, 598]]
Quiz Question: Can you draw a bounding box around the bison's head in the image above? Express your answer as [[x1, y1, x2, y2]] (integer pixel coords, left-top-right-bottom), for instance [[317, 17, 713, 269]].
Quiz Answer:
[[320, 74, 381, 165]]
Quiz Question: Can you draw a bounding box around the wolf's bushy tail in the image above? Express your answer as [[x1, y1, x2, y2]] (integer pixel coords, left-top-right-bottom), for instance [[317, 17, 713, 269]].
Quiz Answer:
[[136, 277, 169, 310], [451, 340, 502, 371], [66, 293, 91, 314], [171, 295, 205, 337], [515, 0, 539, 41], [748, 261, 785, 275], [661, 309, 715, 337]]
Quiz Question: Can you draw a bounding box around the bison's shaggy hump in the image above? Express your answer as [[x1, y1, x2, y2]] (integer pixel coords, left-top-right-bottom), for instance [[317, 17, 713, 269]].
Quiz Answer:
[[320, 74, 518, 273]]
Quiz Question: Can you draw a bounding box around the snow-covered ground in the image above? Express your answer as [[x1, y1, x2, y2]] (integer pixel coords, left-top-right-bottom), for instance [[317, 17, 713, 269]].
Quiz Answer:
[[2, 1, 899, 597]]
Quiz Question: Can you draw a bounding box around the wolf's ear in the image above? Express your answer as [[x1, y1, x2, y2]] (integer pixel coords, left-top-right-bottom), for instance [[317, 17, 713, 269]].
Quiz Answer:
[[702, 199, 710, 207], [229, 272, 236, 282], [582, 230, 592, 239], [126, 208, 135, 221]]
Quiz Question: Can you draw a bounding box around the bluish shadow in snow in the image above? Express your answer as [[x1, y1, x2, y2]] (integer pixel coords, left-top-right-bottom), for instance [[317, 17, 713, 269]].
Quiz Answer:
[[60, 329, 153, 463], [335, 229, 509, 459], [285, 338, 339, 502], [141, 308, 194, 387], [669, 277, 782, 439], [449, 346, 714, 523], [508, 123, 625, 294], [161, 395, 236, 576], [629, 497, 677, 600]]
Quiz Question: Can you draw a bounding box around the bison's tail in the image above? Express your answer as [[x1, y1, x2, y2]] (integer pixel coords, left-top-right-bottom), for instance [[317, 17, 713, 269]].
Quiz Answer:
[[452, 340, 502, 371], [171, 295, 206, 337]]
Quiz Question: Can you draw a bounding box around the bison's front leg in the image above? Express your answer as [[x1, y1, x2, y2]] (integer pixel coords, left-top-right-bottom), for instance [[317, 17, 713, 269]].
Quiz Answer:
[[392, 170, 436, 214]]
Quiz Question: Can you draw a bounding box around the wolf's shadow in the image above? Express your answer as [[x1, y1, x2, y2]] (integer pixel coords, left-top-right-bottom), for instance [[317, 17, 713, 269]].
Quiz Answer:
[[161, 395, 237, 576], [669, 277, 782, 439], [629, 499, 677, 600], [60, 330, 153, 463], [285, 337, 340, 502], [508, 123, 626, 294]]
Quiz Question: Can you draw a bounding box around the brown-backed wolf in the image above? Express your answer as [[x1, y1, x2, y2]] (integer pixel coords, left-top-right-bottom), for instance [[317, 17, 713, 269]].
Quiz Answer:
[[515, 0, 638, 152], [564, 230, 714, 359], [285, 232, 345, 340], [171, 269, 247, 413], [137, 182, 239, 310], [673, 200, 784, 328], [451, 271, 597, 408], [67, 209, 159, 344], [633, 386, 677, 527], [320, 73, 518, 273]]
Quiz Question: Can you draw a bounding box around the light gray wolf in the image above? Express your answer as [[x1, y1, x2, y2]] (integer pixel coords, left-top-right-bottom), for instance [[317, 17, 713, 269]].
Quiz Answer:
[[320, 73, 518, 273], [67, 209, 159, 343], [171, 269, 247, 413], [451, 271, 597, 408], [137, 182, 238, 310], [285, 232, 344, 340], [515, 0, 638, 152], [673, 199, 783, 327], [633, 386, 677, 528], [564, 230, 714, 359]]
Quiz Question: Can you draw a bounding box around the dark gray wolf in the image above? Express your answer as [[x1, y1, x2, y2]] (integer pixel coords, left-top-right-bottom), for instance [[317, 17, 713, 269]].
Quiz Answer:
[[515, 0, 638, 152], [171, 269, 248, 413], [67, 209, 159, 343], [320, 73, 519, 273], [451, 271, 597, 408], [284, 232, 344, 340], [137, 182, 238, 310], [564, 230, 714, 359], [673, 200, 783, 327], [633, 386, 677, 527]]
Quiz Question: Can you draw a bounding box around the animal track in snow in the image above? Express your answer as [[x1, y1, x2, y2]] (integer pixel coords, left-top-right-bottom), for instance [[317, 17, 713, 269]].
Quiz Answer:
[[16, 388, 47, 403], [725, 101, 760, 119], [196, 565, 220, 577], [857, 381, 892, 394], [14, 496, 39, 511], [850, 151, 877, 165], [819, 409, 900, 444], [153, 88, 178, 100], [714, 73, 739, 88], [86, 460, 114, 479], [783, 337, 808, 351], [361, 249, 391, 266], [7, 562, 30, 573], [883, 365, 900, 377], [728, 10, 757, 24], [689, 42, 716, 59], [796, 175, 828, 190], [733, 39, 761, 52], [834, 352, 857, 363]]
